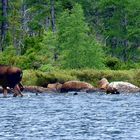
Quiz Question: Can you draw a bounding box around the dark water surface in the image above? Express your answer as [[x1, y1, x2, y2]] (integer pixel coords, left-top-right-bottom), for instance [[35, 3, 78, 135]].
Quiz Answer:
[[0, 92, 140, 140]]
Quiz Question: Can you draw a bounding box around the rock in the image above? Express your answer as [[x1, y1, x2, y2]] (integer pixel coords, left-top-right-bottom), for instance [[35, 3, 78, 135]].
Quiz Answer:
[[60, 80, 94, 92], [47, 83, 62, 92], [24, 86, 55, 93], [98, 78, 109, 90], [106, 86, 120, 94], [99, 78, 140, 93], [73, 92, 78, 95], [108, 82, 140, 93]]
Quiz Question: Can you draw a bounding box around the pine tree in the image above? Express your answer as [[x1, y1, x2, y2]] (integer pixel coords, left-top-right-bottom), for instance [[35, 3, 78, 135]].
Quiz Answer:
[[58, 4, 105, 69]]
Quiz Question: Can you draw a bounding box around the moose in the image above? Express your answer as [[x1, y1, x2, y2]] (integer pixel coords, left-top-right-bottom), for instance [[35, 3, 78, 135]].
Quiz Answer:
[[0, 65, 24, 97]]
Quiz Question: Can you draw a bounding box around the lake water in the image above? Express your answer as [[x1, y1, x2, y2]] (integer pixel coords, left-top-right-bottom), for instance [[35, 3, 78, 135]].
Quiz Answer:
[[0, 92, 140, 140]]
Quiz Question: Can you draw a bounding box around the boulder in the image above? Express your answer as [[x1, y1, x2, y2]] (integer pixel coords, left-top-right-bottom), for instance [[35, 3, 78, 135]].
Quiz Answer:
[[24, 86, 55, 93], [99, 78, 140, 93], [47, 83, 62, 92], [98, 78, 109, 90], [108, 82, 140, 93], [60, 80, 94, 92], [106, 86, 120, 94]]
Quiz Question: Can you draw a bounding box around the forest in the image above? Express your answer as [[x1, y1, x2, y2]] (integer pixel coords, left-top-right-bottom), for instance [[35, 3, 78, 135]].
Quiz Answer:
[[0, 0, 140, 71]]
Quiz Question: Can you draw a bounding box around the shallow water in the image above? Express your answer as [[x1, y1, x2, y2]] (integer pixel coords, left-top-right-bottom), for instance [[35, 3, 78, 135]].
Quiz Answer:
[[0, 92, 140, 140]]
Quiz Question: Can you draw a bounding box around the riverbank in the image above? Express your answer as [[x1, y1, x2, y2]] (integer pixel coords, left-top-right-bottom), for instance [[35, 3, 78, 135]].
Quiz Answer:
[[22, 69, 140, 88]]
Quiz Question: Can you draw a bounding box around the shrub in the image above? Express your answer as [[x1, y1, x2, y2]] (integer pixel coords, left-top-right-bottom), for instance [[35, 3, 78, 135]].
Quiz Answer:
[[38, 64, 55, 72], [22, 70, 77, 87], [22, 69, 140, 88], [105, 56, 121, 70]]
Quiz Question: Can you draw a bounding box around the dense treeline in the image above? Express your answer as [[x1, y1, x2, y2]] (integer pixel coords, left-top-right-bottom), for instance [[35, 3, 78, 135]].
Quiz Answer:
[[0, 0, 140, 70]]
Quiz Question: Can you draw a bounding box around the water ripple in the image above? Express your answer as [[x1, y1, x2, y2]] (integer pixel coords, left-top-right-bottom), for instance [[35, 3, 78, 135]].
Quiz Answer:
[[0, 92, 140, 139]]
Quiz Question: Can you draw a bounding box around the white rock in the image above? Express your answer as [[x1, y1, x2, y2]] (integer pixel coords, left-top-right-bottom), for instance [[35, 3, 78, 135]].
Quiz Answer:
[[108, 82, 140, 93]]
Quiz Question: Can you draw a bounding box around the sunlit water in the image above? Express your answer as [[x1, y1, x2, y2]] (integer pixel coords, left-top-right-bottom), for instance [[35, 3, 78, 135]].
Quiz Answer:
[[0, 92, 140, 140]]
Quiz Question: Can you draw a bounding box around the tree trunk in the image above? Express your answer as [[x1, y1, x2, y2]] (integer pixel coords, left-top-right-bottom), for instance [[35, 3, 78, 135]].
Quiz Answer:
[[0, 0, 8, 51], [50, 0, 57, 61], [122, 13, 128, 62], [19, 2, 27, 55], [50, 0, 56, 32], [46, 17, 51, 31]]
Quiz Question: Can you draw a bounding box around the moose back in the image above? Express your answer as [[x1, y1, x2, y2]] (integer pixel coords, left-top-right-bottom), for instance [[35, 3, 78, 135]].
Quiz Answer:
[[0, 65, 23, 97]]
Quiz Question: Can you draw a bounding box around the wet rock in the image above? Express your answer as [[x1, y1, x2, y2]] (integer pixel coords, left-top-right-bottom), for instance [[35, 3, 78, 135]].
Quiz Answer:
[[108, 82, 140, 93], [99, 78, 140, 93], [24, 86, 55, 93], [73, 92, 78, 95], [98, 78, 109, 90], [47, 83, 62, 92], [106, 86, 120, 94], [60, 80, 94, 93]]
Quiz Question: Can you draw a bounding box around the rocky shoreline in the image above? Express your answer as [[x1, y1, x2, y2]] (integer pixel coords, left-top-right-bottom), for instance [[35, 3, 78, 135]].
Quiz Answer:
[[22, 79, 140, 94], [22, 86, 104, 94], [0, 79, 140, 94]]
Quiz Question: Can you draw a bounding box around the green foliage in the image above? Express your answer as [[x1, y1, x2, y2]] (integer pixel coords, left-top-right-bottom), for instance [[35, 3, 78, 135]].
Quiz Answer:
[[0, 0, 139, 71], [23, 69, 140, 87], [23, 36, 42, 54], [133, 70, 140, 87], [58, 3, 105, 69], [119, 62, 140, 70], [22, 70, 77, 86], [22, 70, 39, 86], [79, 0, 140, 61], [105, 56, 121, 70], [0, 46, 17, 65], [38, 31, 58, 64], [38, 64, 55, 72]]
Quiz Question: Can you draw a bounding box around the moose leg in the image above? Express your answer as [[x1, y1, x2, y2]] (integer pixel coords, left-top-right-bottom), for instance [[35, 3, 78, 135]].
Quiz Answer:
[[13, 89, 18, 97], [3, 87, 8, 97], [18, 83, 24, 92], [13, 84, 23, 97]]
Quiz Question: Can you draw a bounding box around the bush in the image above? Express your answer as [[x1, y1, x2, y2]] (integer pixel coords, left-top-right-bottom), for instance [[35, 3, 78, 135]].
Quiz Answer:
[[38, 64, 55, 72], [22, 69, 140, 87], [105, 56, 121, 70], [22, 70, 77, 87], [69, 69, 134, 86], [132, 70, 140, 87], [120, 62, 140, 70], [22, 70, 39, 86]]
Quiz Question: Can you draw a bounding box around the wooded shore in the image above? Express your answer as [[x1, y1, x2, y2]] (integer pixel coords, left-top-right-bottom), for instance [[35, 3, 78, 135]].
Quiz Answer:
[[22, 69, 140, 88]]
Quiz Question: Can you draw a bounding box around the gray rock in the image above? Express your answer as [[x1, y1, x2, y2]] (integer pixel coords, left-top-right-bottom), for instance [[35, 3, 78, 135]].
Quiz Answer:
[[108, 82, 140, 93]]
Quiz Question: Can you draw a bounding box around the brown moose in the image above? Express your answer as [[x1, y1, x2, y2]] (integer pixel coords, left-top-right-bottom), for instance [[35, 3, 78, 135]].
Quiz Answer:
[[0, 65, 24, 97]]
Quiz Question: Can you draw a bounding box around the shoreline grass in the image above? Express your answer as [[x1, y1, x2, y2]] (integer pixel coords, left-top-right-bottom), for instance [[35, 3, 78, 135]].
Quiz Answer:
[[22, 69, 140, 88]]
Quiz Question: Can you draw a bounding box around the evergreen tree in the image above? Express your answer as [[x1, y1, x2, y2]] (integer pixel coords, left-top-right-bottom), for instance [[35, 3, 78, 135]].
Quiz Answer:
[[0, 0, 139, 69], [58, 4, 105, 69], [79, 0, 140, 62]]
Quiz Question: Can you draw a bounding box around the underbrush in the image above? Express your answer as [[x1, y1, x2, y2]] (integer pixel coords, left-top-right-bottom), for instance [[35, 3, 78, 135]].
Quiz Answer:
[[22, 69, 140, 87]]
